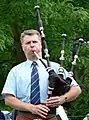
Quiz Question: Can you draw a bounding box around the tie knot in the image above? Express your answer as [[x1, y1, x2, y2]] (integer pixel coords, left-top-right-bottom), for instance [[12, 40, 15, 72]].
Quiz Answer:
[[32, 61, 37, 66]]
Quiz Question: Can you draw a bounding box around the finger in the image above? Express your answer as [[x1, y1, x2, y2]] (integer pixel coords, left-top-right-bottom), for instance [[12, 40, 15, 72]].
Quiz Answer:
[[37, 107, 48, 118], [38, 109, 48, 116], [38, 112, 47, 118], [40, 104, 50, 111], [46, 96, 59, 101], [46, 100, 60, 107], [46, 99, 59, 104], [38, 104, 50, 114], [40, 106, 50, 113]]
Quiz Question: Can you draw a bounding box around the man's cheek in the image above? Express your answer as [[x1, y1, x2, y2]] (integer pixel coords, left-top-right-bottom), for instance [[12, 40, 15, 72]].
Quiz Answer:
[[36, 47, 41, 53]]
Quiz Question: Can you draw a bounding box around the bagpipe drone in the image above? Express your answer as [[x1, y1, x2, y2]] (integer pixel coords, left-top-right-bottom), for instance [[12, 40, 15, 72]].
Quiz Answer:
[[34, 5, 84, 98]]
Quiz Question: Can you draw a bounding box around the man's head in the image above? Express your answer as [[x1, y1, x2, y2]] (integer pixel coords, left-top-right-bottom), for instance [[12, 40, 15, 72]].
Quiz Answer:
[[20, 29, 42, 60], [86, 113, 89, 119]]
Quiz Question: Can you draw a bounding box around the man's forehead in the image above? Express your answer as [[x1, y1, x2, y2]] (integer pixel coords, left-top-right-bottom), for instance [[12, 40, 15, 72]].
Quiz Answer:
[[22, 34, 41, 44], [23, 34, 41, 40]]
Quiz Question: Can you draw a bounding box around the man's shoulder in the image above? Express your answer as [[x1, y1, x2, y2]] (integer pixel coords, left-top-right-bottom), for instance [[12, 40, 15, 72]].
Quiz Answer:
[[83, 117, 87, 120], [11, 61, 27, 71]]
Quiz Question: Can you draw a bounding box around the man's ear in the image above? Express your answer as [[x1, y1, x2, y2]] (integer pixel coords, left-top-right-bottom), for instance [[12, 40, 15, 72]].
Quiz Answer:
[[22, 45, 24, 51]]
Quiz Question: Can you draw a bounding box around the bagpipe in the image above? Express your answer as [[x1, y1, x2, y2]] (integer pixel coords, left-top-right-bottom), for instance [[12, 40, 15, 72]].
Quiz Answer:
[[34, 6, 84, 98]]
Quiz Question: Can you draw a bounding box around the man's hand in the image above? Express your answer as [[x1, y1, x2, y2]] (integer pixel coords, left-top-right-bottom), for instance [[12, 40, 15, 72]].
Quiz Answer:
[[46, 95, 66, 107], [30, 104, 50, 118]]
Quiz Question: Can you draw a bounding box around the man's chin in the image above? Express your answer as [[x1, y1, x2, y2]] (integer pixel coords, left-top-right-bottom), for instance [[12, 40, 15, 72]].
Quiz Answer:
[[29, 53, 38, 60]]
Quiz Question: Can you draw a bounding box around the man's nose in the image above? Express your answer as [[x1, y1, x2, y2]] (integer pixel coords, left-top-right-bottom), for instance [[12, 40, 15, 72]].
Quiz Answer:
[[30, 42, 34, 47]]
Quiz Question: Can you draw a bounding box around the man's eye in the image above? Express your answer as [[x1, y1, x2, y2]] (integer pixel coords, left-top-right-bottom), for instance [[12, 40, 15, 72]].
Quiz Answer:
[[33, 41, 37, 43], [26, 42, 31, 44]]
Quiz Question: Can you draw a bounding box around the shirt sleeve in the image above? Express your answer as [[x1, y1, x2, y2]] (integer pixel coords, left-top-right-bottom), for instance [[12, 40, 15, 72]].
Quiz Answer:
[[61, 69, 79, 87], [1, 68, 17, 98]]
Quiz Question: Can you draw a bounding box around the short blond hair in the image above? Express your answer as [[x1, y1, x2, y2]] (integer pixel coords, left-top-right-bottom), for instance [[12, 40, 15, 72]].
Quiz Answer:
[[20, 29, 41, 43]]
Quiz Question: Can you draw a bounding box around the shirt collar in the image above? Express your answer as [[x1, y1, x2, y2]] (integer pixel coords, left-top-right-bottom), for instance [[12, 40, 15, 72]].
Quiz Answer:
[[26, 59, 41, 67]]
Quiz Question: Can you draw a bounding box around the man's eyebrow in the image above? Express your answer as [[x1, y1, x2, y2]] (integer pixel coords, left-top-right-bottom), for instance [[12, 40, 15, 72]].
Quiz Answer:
[[25, 40, 38, 44], [26, 41, 31, 44]]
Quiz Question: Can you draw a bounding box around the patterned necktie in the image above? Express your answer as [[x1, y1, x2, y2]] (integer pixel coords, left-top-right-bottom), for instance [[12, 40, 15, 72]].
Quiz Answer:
[[30, 61, 40, 104]]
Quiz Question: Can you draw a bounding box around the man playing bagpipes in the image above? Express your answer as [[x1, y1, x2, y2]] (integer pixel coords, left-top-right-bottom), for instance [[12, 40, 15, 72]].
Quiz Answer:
[[1, 29, 81, 120]]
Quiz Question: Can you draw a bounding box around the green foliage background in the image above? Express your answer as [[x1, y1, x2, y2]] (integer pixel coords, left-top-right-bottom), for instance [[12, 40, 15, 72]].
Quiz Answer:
[[0, 0, 89, 117]]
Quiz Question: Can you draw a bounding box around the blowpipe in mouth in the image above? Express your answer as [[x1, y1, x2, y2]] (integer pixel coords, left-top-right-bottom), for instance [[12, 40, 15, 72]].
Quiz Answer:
[[34, 52, 41, 59]]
